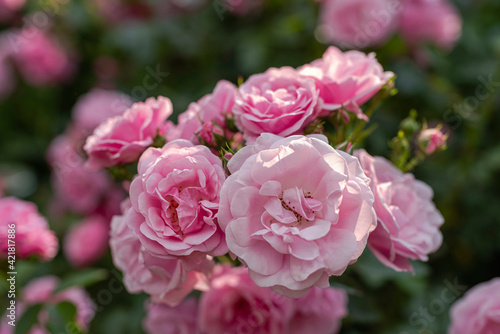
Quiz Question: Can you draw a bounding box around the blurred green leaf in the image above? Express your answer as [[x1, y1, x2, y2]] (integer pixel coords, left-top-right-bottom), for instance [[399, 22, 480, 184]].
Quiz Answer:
[[55, 269, 108, 293], [15, 304, 43, 334]]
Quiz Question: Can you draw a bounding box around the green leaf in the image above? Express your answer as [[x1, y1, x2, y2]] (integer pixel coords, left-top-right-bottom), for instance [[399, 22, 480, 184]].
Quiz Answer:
[[45, 301, 83, 334], [15, 304, 43, 334], [55, 268, 108, 293]]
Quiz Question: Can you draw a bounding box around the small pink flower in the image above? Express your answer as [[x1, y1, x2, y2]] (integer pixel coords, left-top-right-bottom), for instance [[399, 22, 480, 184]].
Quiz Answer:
[[218, 134, 376, 297], [143, 298, 198, 334], [84, 96, 174, 169], [110, 203, 212, 306], [354, 149, 444, 272], [399, 0, 462, 50], [448, 278, 500, 334], [233, 67, 320, 144], [318, 0, 398, 49], [9, 27, 75, 86], [168, 80, 238, 145], [299, 46, 394, 119], [72, 89, 133, 135], [0, 0, 25, 22], [127, 140, 228, 264], [418, 128, 447, 154], [0, 197, 58, 261], [198, 265, 291, 334], [64, 215, 110, 268]]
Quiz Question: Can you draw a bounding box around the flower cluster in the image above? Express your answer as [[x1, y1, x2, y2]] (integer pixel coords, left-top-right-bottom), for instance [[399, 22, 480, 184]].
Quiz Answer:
[[76, 46, 447, 332]]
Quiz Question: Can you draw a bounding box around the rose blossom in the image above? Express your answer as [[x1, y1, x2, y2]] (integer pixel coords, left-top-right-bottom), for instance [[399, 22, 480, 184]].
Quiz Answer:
[[0, 197, 58, 261], [84, 96, 174, 169], [217, 134, 376, 297], [448, 278, 500, 334], [0, 0, 25, 22], [299, 46, 394, 119], [354, 149, 444, 272], [198, 265, 292, 334], [9, 27, 75, 86], [72, 88, 133, 135], [399, 0, 462, 50], [282, 286, 348, 334], [126, 140, 227, 265], [418, 127, 447, 154], [111, 201, 212, 306], [233, 67, 320, 144], [143, 298, 198, 334], [64, 215, 110, 268], [168, 80, 238, 145], [318, 0, 398, 49]]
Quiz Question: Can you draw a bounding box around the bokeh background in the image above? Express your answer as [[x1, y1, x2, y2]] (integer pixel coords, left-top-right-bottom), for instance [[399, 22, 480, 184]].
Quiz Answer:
[[1, 0, 499, 333]]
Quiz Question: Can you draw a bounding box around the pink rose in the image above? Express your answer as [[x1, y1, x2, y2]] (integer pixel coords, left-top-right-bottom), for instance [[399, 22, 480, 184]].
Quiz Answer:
[[418, 127, 447, 154], [143, 298, 198, 334], [449, 278, 500, 334], [84, 96, 174, 169], [127, 140, 228, 264], [168, 80, 238, 145], [283, 286, 348, 334], [64, 215, 110, 268], [218, 134, 376, 297], [233, 67, 320, 144], [399, 0, 462, 50], [0, 0, 25, 22], [47, 134, 116, 215], [0, 197, 58, 261], [318, 0, 398, 49], [198, 265, 291, 334], [110, 203, 212, 306], [9, 27, 75, 86], [354, 149, 444, 272], [72, 89, 134, 135], [299, 46, 394, 119]]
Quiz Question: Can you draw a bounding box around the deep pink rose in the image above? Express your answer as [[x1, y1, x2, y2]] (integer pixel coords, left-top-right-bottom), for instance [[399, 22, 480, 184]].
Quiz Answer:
[[318, 0, 399, 49], [72, 89, 133, 135], [8, 27, 75, 86], [283, 286, 348, 334], [198, 265, 292, 334], [143, 298, 198, 334], [218, 134, 376, 297], [449, 278, 500, 334], [354, 149, 444, 272], [47, 134, 116, 215], [84, 96, 174, 169], [110, 203, 212, 306], [399, 0, 462, 50], [299, 46, 394, 119], [233, 67, 320, 144], [168, 80, 238, 145], [64, 215, 109, 268], [418, 128, 447, 154], [0, 197, 58, 261]]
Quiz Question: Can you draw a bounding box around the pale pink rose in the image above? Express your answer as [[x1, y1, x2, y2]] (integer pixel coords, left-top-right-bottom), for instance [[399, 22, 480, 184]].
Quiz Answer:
[[47, 134, 115, 215], [418, 127, 447, 154], [0, 0, 25, 22], [0, 197, 58, 261], [217, 134, 376, 297], [318, 0, 399, 49], [198, 265, 292, 334], [84, 96, 174, 169], [9, 27, 75, 86], [143, 298, 198, 334], [354, 149, 444, 272], [64, 215, 109, 268], [127, 140, 228, 264], [20, 276, 95, 332], [448, 278, 500, 334], [168, 80, 238, 145], [283, 286, 348, 334], [233, 67, 320, 144], [72, 89, 134, 135], [110, 204, 212, 306], [399, 0, 462, 50], [299, 46, 394, 119]]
